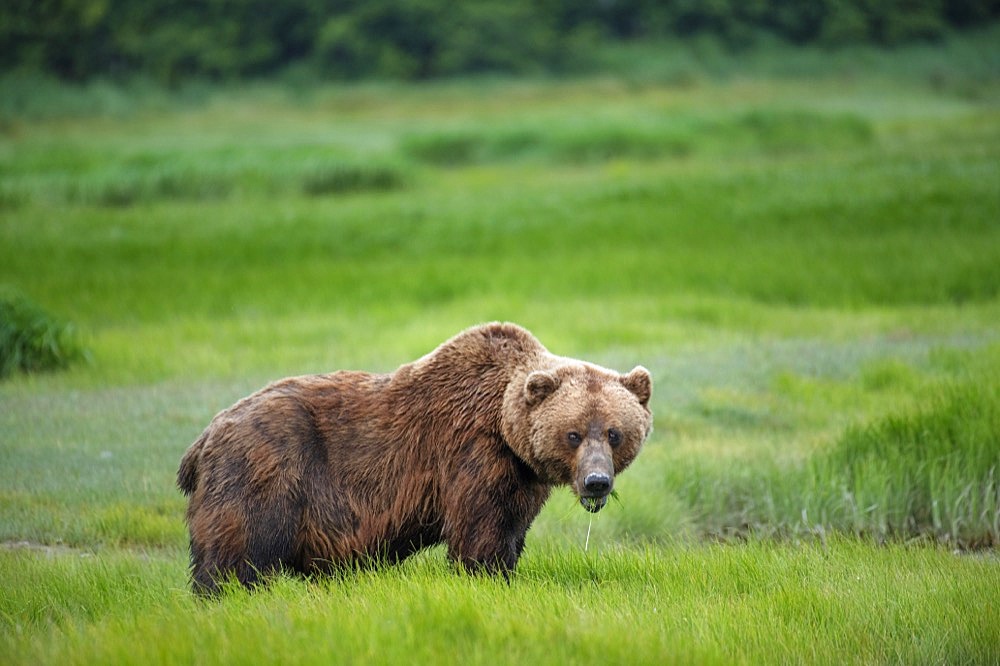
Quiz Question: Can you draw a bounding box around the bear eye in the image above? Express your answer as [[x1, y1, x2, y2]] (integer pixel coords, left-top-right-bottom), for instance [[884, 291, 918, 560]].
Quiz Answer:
[[567, 432, 583, 447], [608, 428, 622, 447]]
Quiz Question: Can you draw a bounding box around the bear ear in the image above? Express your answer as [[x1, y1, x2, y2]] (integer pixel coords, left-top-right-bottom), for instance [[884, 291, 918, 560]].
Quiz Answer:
[[621, 366, 652, 407], [524, 371, 560, 407]]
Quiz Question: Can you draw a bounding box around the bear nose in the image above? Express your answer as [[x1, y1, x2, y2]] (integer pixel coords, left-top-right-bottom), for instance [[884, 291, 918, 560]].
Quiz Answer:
[[583, 472, 612, 495]]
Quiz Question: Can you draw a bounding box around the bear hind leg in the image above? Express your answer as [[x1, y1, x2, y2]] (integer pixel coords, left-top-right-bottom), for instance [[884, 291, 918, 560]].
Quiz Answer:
[[188, 496, 302, 594]]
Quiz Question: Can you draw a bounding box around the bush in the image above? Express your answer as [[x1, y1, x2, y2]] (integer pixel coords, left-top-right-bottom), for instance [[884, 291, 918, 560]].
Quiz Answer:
[[0, 291, 86, 378]]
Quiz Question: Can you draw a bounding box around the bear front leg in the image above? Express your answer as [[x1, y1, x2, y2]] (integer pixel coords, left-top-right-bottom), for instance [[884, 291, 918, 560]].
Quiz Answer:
[[444, 437, 550, 577], [444, 486, 546, 577], [446, 511, 526, 577]]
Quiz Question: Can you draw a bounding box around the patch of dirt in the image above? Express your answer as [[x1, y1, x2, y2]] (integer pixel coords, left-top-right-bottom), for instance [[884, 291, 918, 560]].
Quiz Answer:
[[1, 540, 97, 557]]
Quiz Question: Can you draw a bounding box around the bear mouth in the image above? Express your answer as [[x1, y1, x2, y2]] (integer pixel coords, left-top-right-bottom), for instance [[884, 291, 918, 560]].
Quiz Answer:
[[579, 495, 608, 513]]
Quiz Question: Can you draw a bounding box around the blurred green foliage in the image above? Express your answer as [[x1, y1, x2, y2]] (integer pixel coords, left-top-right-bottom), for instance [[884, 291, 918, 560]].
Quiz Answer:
[[2, 0, 998, 83], [0, 290, 85, 378]]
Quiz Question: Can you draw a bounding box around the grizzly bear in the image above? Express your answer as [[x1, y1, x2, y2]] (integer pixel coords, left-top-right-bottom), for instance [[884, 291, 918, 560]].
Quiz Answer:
[[177, 322, 652, 593]]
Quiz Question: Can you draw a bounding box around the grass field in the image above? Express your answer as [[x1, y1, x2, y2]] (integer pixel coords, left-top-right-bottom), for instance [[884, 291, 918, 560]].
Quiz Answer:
[[2, 33, 1000, 664]]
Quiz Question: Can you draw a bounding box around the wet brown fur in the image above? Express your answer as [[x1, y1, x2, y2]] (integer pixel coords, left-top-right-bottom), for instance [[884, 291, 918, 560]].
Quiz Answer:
[[177, 322, 652, 593]]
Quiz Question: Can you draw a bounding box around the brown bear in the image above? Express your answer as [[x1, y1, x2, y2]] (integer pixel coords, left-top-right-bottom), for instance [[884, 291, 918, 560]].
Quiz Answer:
[[177, 322, 652, 593]]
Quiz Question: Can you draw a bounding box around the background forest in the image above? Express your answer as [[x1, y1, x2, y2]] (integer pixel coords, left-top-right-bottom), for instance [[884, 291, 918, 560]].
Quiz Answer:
[[4, 0, 1000, 83]]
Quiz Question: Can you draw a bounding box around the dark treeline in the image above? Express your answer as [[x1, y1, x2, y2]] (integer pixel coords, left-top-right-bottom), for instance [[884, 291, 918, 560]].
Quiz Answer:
[[3, 0, 999, 83]]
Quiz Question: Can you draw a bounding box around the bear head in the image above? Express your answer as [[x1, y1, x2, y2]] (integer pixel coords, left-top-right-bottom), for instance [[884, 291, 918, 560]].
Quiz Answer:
[[502, 362, 652, 512]]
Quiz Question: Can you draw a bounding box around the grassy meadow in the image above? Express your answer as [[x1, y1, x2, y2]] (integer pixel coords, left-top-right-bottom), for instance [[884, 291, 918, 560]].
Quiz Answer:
[[2, 33, 1000, 664]]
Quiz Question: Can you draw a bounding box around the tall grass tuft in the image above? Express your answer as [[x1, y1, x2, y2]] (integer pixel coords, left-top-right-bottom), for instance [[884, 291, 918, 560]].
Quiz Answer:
[[666, 380, 1000, 549], [6, 161, 409, 207], [401, 110, 872, 166], [65, 168, 235, 207], [802, 383, 1000, 547], [400, 131, 495, 166], [547, 127, 694, 162], [0, 290, 86, 378], [300, 161, 407, 196], [399, 129, 548, 165], [731, 110, 874, 154]]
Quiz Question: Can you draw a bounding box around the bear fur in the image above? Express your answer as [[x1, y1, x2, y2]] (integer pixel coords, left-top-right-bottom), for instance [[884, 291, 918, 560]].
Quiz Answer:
[[177, 322, 652, 593]]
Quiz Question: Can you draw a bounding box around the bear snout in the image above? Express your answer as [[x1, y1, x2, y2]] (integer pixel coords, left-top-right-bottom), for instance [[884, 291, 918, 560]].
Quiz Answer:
[[576, 446, 615, 512]]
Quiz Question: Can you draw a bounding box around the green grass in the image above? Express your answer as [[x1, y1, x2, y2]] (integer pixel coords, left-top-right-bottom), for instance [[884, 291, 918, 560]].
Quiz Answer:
[[1, 36, 999, 664], [2, 541, 998, 665]]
